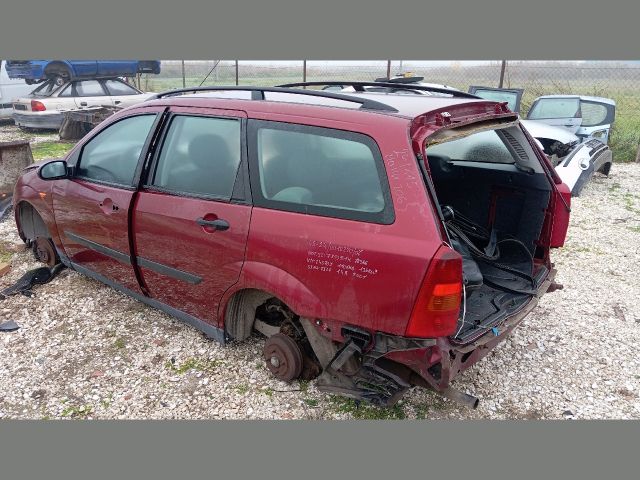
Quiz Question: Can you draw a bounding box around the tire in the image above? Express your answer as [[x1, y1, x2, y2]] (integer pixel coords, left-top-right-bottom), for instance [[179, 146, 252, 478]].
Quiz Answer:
[[44, 63, 71, 86]]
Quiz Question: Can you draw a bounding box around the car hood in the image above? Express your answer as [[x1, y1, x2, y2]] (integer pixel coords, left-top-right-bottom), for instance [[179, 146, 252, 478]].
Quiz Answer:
[[520, 119, 579, 144]]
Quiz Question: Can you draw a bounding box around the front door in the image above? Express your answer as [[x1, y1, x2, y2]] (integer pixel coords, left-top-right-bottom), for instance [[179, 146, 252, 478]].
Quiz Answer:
[[53, 111, 161, 292], [133, 107, 251, 327], [72, 79, 111, 109]]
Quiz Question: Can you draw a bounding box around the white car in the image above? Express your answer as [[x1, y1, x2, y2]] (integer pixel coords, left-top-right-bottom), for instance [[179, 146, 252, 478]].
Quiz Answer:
[[1, 60, 34, 120], [11, 78, 153, 130]]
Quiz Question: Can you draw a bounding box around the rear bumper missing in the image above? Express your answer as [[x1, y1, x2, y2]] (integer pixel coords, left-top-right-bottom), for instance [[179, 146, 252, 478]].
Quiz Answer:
[[316, 269, 557, 406], [384, 267, 557, 393]]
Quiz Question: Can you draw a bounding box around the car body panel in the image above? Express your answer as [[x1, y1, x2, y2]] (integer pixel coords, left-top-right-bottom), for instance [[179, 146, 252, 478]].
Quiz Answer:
[[5, 60, 161, 82], [468, 85, 524, 113]]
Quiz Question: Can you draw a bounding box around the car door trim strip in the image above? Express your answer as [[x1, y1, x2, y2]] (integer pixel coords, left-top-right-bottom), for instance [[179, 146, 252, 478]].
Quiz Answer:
[[136, 257, 202, 285], [65, 231, 131, 264], [64, 231, 202, 285]]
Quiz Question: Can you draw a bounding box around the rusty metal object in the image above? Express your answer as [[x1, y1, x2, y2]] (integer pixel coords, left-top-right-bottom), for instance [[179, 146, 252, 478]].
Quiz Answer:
[[263, 333, 303, 382], [0, 140, 34, 196], [33, 236, 58, 267], [59, 106, 121, 141]]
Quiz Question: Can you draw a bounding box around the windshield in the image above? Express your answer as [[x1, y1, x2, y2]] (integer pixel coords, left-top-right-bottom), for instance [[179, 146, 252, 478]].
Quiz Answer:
[[528, 98, 580, 120], [29, 80, 63, 98]]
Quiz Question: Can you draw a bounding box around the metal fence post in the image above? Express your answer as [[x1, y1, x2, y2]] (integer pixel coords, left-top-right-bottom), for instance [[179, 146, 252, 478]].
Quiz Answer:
[[181, 60, 186, 88], [386, 60, 391, 79], [235, 60, 239, 86], [498, 60, 507, 88], [303, 60, 307, 88]]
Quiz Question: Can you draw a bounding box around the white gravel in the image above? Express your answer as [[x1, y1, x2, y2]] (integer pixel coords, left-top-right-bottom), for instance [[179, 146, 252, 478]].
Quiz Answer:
[[1, 158, 639, 419], [0, 121, 58, 145]]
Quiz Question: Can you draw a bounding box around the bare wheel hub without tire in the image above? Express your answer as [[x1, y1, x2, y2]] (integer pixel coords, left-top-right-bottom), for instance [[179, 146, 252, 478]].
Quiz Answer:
[[34, 237, 57, 267], [263, 333, 304, 382]]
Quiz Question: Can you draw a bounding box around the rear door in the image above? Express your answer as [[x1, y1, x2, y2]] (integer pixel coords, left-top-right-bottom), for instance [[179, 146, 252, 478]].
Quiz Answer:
[[72, 79, 112, 109], [53, 109, 163, 293], [526, 96, 582, 132], [133, 107, 251, 327], [102, 78, 147, 108], [468, 86, 523, 113]]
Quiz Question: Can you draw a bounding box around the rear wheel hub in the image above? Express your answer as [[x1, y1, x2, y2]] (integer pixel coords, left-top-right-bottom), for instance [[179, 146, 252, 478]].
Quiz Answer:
[[263, 333, 303, 382]]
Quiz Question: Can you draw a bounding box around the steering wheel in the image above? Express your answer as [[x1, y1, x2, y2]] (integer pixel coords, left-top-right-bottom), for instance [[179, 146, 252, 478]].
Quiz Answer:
[[87, 165, 119, 183]]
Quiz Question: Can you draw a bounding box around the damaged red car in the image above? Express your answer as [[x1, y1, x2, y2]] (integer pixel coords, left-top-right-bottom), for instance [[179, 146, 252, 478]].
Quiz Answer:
[[13, 82, 571, 407]]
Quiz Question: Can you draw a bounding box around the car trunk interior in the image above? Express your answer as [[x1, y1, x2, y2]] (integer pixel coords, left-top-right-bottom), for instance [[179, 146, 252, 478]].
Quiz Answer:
[[424, 125, 553, 343]]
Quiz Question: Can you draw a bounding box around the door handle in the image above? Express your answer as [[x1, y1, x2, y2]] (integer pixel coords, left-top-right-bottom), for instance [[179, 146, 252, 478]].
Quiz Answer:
[[196, 217, 229, 231], [114, 100, 121, 105], [80, 101, 87, 106]]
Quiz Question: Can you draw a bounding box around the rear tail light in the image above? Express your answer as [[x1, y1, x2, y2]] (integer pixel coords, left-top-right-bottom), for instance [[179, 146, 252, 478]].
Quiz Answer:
[[406, 246, 463, 338], [549, 182, 571, 248], [30, 100, 46, 112]]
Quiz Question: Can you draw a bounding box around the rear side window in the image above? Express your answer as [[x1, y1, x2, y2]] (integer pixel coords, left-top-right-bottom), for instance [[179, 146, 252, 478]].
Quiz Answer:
[[150, 115, 242, 200], [249, 120, 393, 224], [104, 79, 140, 96], [528, 98, 580, 119], [77, 114, 157, 185], [75, 80, 106, 97]]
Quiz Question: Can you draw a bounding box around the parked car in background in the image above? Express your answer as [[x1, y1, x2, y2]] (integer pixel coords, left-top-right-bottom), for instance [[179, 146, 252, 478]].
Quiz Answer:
[[319, 74, 462, 95], [526, 95, 616, 144], [468, 87, 616, 144], [13, 84, 570, 407], [1, 61, 34, 120], [521, 120, 612, 196], [5, 60, 161, 86], [12, 78, 153, 130]]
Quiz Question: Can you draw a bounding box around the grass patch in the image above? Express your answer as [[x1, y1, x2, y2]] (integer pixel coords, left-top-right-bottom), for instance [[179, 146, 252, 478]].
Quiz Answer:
[[262, 387, 274, 398], [113, 338, 126, 350], [329, 396, 407, 420], [61, 404, 93, 418], [0, 247, 12, 264], [165, 357, 220, 374], [31, 141, 75, 161], [303, 398, 319, 407], [627, 226, 640, 233], [235, 384, 250, 395]]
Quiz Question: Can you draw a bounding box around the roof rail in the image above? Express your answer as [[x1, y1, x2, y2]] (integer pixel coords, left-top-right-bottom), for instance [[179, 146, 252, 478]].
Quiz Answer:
[[145, 86, 399, 112], [278, 81, 478, 99]]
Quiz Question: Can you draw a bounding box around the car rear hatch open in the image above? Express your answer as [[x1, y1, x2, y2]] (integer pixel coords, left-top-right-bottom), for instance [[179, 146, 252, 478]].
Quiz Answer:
[[411, 102, 570, 344]]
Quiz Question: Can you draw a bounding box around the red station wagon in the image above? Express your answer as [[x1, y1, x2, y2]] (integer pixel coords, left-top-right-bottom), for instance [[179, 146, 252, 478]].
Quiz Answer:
[[13, 83, 571, 407]]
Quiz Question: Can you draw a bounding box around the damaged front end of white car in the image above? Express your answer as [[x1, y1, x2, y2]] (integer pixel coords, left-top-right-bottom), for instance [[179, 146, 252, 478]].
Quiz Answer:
[[521, 120, 613, 197]]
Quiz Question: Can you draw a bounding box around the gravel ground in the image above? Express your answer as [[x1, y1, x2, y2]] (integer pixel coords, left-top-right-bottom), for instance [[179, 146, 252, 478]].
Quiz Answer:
[[0, 121, 58, 145], [1, 155, 639, 419]]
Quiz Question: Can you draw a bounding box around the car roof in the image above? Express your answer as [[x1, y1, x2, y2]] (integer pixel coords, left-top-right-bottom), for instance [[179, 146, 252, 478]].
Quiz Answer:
[[535, 94, 616, 105], [143, 90, 494, 122]]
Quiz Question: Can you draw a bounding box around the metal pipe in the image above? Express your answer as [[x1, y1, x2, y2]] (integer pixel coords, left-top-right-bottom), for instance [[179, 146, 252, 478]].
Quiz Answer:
[[441, 387, 480, 409]]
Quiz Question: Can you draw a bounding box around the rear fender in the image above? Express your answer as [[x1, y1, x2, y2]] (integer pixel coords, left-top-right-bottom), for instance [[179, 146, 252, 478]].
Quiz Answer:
[[218, 261, 327, 327]]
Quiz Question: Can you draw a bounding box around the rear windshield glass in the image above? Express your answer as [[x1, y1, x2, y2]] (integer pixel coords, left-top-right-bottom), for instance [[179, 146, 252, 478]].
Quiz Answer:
[[580, 101, 609, 127], [425, 129, 515, 164], [528, 98, 580, 119], [473, 89, 519, 111]]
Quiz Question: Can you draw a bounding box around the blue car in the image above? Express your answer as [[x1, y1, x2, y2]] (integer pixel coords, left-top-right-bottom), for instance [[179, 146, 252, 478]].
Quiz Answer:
[[5, 60, 161, 85]]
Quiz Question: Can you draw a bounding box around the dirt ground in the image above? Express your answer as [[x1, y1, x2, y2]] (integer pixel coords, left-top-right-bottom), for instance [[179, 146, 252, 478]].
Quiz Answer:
[[1, 132, 639, 419]]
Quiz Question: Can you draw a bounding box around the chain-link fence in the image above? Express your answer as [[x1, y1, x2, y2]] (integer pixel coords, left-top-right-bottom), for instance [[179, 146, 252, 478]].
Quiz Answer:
[[143, 60, 640, 161]]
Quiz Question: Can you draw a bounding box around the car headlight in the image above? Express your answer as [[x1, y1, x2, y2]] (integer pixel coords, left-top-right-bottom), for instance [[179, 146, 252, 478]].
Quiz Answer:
[[590, 129, 607, 140]]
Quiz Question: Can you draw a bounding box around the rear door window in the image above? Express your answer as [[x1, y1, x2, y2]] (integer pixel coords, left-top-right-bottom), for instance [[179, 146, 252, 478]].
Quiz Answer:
[[104, 79, 140, 96], [75, 80, 107, 97], [150, 115, 242, 199], [249, 120, 394, 224]]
